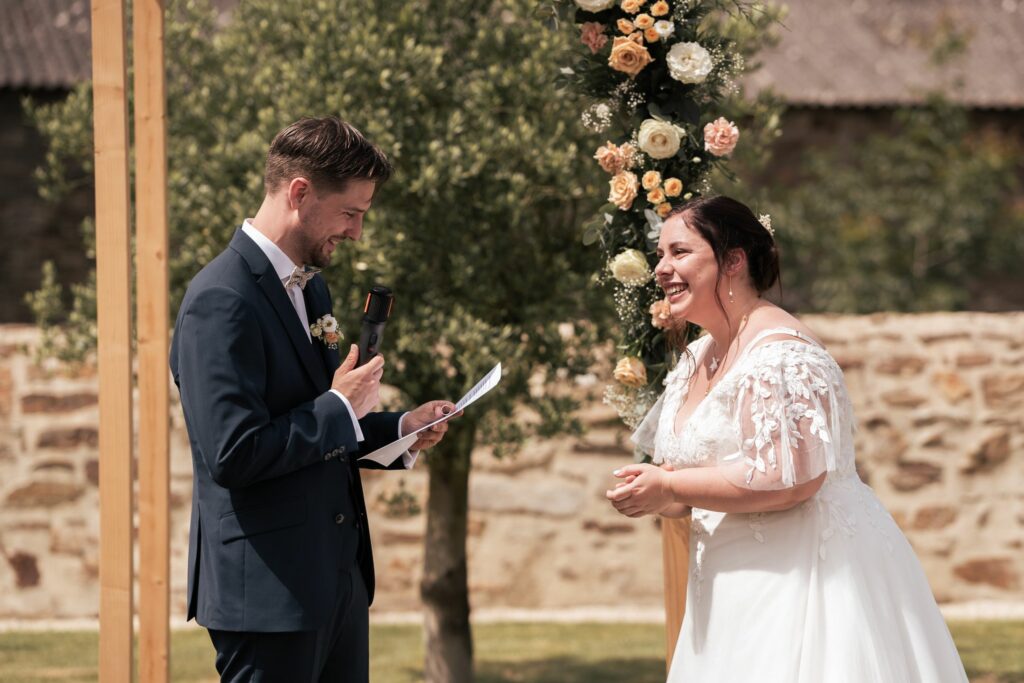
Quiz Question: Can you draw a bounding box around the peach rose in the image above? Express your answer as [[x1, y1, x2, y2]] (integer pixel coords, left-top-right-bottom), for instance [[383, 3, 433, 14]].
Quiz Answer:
[[633, 13, 654, 29], [703, 117, 740, 156], [608, 36, 653, 78], [641, 170, 662, 190], [656, 201, 673, 217], [663, 177, 683, 196], [644, 27, 660, 43], [651, 0, 670, 16], [650, 298, 672, 329], [580, 22, 608, 54], [614, 356, 648, 387], [617, 18, 635, 34], [647, 188, 666, 204], [620, 0, 643, 14], [594, 141, 635, 175], [608, 171, 640, 210]]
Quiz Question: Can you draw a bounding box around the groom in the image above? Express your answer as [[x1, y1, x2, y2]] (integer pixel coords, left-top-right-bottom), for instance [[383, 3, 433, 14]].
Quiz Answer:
[[170, 116, 453, 682]]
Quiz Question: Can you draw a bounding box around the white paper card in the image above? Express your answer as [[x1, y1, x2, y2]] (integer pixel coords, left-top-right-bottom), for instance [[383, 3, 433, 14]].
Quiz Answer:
[[358, 363, 503, 467]]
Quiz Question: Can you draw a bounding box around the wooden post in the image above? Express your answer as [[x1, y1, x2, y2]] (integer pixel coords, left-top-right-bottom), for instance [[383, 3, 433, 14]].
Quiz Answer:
[[662, 515, 691, 672], [91, 0, 134, 681], [134, 1, 170, 681]]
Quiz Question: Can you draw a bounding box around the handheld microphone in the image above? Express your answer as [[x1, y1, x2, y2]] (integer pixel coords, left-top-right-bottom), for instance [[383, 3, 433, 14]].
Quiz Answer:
[[357, 285, 394, 367]]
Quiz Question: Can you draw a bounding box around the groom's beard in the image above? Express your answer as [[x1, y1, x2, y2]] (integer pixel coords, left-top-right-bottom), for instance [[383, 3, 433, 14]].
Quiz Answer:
[[295, 225, 332, 269]]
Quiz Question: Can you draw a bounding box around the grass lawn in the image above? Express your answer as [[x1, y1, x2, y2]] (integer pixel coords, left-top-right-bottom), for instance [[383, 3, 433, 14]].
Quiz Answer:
[[0, 620, 1020, 682]]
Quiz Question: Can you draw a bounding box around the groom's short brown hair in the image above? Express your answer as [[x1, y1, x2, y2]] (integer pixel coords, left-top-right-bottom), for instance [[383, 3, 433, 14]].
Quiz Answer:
[[264, 116, 393, 194]]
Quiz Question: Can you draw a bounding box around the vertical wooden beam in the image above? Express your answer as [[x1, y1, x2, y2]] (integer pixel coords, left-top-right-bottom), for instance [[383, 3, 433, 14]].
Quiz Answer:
[[91, 0, 134, 681], [662, 515, 691, 673], [134, 1, 170, 682]]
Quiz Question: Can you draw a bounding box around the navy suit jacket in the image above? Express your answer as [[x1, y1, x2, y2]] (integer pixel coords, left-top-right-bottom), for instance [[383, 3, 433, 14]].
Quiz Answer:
[[170, 228, 404, 632]]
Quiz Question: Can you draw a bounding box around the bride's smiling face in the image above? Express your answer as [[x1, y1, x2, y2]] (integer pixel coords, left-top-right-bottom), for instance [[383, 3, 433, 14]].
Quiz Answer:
[[654, 214, 723, 326]]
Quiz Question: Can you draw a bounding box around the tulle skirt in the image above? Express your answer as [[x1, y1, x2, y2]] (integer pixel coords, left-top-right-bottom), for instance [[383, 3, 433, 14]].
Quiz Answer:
[[668, 476, 968, 683]]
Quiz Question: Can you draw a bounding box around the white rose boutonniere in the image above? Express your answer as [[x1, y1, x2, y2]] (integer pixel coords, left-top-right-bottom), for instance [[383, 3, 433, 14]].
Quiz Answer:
[[666, 41, 713, 84], [311, 314, 343, 349]]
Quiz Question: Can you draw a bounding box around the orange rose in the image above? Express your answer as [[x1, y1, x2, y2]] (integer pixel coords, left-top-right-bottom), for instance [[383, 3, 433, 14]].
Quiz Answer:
[[617, 18, 635, 34], [656, 201, 673, 217], [644, 27, 660, 43], [651, 0, 670, 16], [641, 170, 662, 190], [663, 177, 683, 196], [620, 0, 643, 13], [650, 298, 672, 329], [647, 188, 666, 204], [608, 36, 653, 78], [633, 13, 654, 29], [608, 171, 640, 210]]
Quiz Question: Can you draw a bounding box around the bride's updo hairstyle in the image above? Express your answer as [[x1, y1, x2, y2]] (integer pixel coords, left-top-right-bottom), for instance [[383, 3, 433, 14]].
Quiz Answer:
[[668, 195, 780, 296]]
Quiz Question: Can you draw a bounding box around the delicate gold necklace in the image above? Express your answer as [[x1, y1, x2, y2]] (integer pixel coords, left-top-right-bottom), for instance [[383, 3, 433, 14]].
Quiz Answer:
[[704, 302, 760, 396]]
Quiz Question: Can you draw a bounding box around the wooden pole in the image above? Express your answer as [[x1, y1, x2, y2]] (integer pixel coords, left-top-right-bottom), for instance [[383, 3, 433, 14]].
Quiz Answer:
[[91, 0, 134, 681], [134, 0, 170, 681], [662, 515, 691, 673]]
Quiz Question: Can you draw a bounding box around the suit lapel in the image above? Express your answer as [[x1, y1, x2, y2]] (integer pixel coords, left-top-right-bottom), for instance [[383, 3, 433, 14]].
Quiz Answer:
[[230, 229, 329, 392]]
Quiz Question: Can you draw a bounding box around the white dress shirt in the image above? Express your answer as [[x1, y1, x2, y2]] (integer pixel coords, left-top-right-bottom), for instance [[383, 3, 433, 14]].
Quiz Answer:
[[241, 222, 418, 468]]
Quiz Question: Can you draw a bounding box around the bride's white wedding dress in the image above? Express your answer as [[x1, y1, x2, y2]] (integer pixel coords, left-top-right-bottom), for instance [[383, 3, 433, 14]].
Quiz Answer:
[[633, 327, 968, 682]]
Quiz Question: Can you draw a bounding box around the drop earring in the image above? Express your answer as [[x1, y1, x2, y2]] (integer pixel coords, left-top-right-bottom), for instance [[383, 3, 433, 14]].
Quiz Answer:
[[728, 278, 735, 303]]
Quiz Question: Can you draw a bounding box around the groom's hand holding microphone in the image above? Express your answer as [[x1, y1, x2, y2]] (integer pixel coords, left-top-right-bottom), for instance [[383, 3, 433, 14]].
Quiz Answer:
[[332, 345, 384, 419]]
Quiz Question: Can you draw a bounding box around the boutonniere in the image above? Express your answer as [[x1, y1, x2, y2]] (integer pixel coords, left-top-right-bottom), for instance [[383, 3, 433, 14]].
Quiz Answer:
[[310, 314, 343, 350]]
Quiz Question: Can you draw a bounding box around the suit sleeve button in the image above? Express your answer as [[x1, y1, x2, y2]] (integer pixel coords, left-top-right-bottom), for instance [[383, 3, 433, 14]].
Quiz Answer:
[[334, 514, 345, 524], [338, 446, 346, 454], [324, 454, 331, 461]]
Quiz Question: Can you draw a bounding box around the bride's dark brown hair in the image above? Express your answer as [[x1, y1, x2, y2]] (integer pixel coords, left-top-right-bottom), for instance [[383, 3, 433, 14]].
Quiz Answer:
[[661, 195, 781, 350]]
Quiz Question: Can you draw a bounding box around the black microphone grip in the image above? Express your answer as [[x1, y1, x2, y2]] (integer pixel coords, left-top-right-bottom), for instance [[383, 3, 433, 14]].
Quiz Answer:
[[356, 285, 394, 367]]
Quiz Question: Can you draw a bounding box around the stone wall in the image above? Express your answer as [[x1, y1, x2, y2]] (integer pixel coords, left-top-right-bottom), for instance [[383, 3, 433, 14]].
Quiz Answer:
[[1, 312, 1022, 621]]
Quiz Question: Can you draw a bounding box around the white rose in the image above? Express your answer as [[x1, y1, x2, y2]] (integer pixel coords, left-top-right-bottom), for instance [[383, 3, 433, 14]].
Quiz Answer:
[[574, 0, 617, 11], [638, 119, 682, 159], [609, 249, 652, 285], [320, 315, 338, 333], [666, 41, 713, 84], [653, 20, 675, 40]]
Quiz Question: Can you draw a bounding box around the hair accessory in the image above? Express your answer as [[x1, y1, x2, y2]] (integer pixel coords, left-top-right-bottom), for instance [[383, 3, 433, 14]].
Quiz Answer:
[[758, 213, 774, 237]]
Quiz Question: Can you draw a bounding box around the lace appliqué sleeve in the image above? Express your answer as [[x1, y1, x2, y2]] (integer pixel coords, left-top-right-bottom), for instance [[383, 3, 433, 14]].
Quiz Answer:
[[718, 343, 842, 490]]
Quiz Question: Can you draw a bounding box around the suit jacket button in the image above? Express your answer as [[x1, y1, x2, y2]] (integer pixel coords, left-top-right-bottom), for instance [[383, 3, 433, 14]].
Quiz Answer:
[[335, 514, 345, 525]]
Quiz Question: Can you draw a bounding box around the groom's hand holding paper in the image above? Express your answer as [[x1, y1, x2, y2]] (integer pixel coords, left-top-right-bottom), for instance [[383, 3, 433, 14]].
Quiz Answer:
[[359, 363, 502, 466]]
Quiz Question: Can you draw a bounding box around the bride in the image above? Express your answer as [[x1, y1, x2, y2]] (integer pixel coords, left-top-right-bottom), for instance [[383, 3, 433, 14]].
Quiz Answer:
[[605, 196, 968, 682]]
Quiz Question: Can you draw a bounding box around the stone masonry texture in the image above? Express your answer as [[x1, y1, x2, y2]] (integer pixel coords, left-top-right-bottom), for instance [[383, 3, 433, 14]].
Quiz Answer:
[[0, 313, 1022, 620]]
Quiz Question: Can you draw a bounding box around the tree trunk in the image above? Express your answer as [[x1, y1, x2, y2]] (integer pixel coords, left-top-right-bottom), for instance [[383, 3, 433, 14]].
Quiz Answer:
[[421, 421, 476, 683]]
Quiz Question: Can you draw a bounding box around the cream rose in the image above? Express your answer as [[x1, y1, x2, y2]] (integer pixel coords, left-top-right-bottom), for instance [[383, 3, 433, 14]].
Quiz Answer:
[[614, 356, 648, 387], [609, 249, 652, 285], [641, 170, 662, 190], [608, 36, 653, 78], [663, 177, 683, 196], [703, 117, 740, 156], [574, 0, 617, 11], [653, 19, 675, 40], [650, 298, 672, 329], [633, 13, 654, 29], [638, 118, 682, 159], [608, 171, 640, 210], [666, 41, 713, 84]]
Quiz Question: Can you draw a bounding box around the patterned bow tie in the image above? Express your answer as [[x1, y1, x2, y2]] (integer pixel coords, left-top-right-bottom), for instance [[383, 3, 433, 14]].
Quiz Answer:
[[284, 265, 321, 290]]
